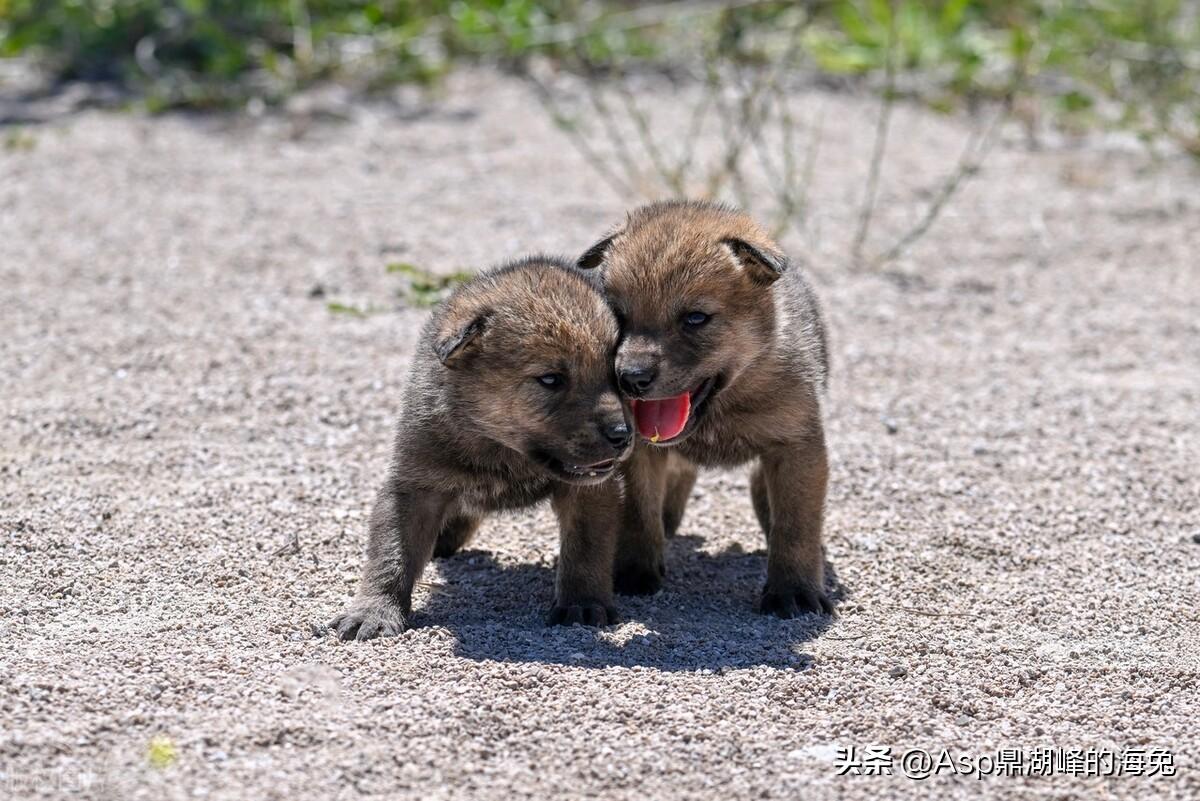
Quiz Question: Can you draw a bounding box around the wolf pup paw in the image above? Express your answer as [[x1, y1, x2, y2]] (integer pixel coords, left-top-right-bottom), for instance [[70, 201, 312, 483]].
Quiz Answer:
[[328, 597, 408, 641], [546, 600, 620, 627], [759, 583, 835, 618], [613, 560, 665, 596]]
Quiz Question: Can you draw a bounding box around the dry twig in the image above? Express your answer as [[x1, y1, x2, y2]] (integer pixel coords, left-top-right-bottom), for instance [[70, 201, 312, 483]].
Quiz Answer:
[[850, 0, 898, 267]]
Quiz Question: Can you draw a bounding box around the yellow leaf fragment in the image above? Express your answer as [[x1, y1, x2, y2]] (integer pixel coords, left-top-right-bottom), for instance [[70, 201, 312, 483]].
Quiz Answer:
[[147, 735, 178, 769]]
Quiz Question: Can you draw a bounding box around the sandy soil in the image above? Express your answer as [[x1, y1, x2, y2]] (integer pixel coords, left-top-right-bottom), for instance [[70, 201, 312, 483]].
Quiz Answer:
[[2, 70, 1199, 800]]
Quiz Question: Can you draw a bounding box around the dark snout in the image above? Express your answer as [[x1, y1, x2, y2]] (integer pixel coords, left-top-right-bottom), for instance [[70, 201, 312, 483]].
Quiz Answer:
[[618, 366, 657, 397], [616, 338, 662, 398], [591, 394, 634, 461], [541, 393, 634, 485], [587, 393, 635, 466], [600, 420, 632, 451]]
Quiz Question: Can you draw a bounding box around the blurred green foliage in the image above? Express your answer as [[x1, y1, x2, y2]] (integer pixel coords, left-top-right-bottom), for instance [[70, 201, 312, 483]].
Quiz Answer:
[[799, 0, 1199, 149], [386, 261, 472, 306], [710, 0, 1198, 152], [0, 0, 584, 106], [805, 0, 992, 76], [1, 0, 1197, 151]]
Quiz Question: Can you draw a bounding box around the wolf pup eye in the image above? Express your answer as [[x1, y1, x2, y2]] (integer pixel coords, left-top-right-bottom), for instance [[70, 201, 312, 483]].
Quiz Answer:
[[536, 373, 566, 388], [683, 311, 710, 327]]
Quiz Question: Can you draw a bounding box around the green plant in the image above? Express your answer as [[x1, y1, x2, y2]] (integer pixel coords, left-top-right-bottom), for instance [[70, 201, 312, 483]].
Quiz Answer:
[[1027, 0, 1200, 151], [326, 301, 371, 317], [5, 0, 1195, 153], [387, 261, 472, 307], [805, 0, 1002, 90], [0, 0, 437, 107], [0, 0, 589, 108], [3, 128, 37, 150]]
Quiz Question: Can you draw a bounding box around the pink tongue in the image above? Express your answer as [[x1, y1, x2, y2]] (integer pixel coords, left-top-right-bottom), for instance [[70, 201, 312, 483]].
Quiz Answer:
[[631, 393, 691, 442]]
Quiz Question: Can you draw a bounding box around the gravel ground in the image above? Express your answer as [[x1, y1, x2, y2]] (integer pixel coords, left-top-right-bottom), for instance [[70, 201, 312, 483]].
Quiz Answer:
[[2, 70, 1199, 800]]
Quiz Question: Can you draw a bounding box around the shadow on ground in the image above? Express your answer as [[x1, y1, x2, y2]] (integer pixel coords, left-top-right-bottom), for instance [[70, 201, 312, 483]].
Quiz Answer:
[[415, 535, 845, 672]]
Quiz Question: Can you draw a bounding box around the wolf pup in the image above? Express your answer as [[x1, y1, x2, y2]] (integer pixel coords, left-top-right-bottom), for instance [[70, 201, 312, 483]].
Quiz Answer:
[[577, 201, 834, 617], [329, 257, 634, 640]]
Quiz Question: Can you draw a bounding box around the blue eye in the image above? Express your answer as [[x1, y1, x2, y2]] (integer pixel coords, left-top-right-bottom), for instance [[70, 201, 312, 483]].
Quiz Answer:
[[537, 373, 565, 388], [684, 311, 710, 327]]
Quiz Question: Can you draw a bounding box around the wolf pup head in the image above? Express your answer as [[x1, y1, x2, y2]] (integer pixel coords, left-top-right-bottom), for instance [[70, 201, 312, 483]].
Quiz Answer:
[[577, 201, 787, 445], [433, 257, 633, 483]]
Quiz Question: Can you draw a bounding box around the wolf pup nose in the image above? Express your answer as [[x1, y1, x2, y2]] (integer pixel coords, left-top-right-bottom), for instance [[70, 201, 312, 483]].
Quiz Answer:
[[328, 256, 632, 641], [577, 200, 834, 616], [617, 365, 657, 396]]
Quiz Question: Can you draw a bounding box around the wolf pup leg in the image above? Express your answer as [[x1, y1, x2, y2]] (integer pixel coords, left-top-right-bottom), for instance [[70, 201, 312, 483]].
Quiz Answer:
[[613, 446, 670, 596], [756, 433, 833, 617], [662, 451, 698, 538], [548, 482, 622, 625], [329, 483, 451, 640], [433, 514, 482, 558]]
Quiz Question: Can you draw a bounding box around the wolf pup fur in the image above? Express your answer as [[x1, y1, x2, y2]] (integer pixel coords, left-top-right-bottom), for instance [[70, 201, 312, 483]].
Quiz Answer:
[[577, 201, 834, 617], [329, 256, 634, 640]]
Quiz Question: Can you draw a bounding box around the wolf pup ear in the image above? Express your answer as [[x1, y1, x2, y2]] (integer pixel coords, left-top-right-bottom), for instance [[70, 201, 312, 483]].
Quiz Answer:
[[434, 313, 487, 367], [722, 238, 788, 286], [577, 235, 616, 270]]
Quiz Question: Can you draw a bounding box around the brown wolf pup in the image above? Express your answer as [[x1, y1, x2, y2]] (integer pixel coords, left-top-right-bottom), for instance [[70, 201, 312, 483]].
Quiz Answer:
[[329, 257, 634, 640], [577, 201, 834, 617]]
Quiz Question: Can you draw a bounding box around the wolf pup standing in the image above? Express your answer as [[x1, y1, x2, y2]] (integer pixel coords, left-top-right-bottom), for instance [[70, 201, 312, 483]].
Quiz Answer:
[[578, 201, 834, 617], [330, 257, 633, 640]]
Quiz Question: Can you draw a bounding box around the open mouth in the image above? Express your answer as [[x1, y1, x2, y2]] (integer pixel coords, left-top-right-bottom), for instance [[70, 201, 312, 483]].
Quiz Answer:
[[540, 455, 618, 482], [629, 376, 718, 445]]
